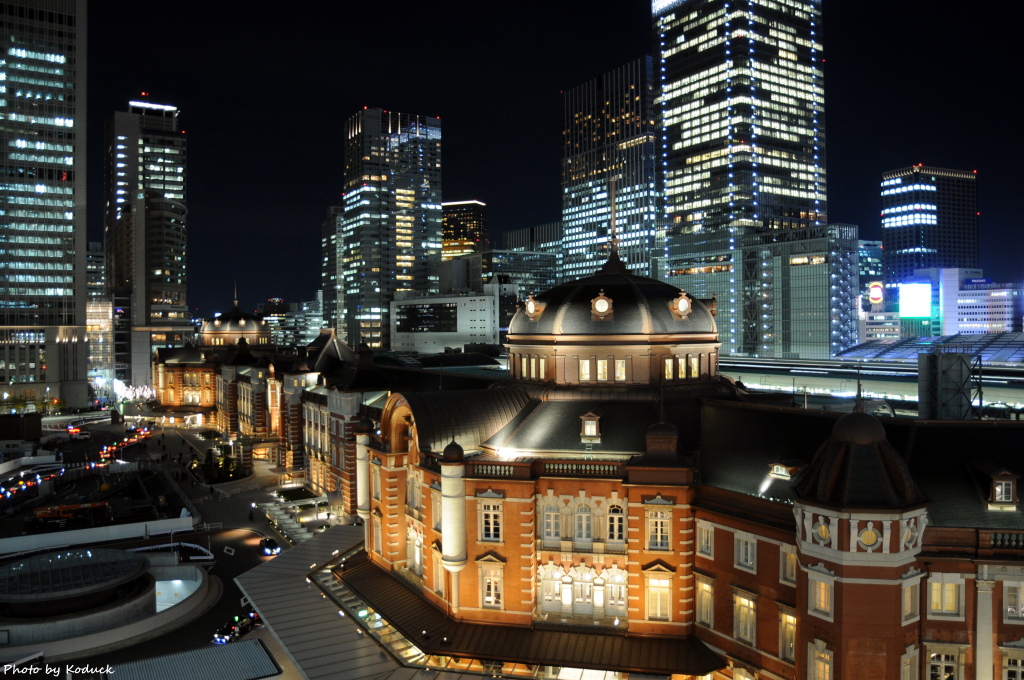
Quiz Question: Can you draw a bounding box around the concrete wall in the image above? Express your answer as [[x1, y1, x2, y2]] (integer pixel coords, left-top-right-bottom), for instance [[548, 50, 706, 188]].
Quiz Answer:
[[0, 516, 195, 555], [2, 575, 156, 645], [0, 564, 209, 660]]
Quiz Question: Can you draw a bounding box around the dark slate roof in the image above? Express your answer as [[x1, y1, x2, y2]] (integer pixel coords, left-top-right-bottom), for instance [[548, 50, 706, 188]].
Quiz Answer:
[[792, 412, 926, 510], [698, 400, 1024, 529], [403, 388, 533, 453], [508, 257, 715, 336], [338, 550, 724, 677], [112, 638, 281, 680], [485, 400, 655, 455]]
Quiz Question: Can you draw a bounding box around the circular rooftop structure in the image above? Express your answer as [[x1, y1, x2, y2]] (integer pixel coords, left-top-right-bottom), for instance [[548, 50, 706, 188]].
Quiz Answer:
[[831, 411, 887, 446], [199, 301, 271, 346], [0, 548, 149, 606], [508, 255, 716, 337]]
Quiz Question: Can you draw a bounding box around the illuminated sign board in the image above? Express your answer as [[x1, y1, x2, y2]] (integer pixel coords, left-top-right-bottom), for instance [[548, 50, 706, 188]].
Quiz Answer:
[[899, 282, 932, 318], [868, 282, 884, 305]]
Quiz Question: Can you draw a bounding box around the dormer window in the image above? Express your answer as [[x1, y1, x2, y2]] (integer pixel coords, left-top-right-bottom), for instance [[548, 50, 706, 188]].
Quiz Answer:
[[770, 464, 791, 480], [769, 461, 804, 480], [971, 459, 1019, 511], [669, 291, 692, 320], [524, 295, 545, 321], [580, 412, 601, 444]]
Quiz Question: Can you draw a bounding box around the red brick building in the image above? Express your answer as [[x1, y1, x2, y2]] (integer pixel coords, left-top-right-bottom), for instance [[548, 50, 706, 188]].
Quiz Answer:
[[340, 252, 1024, 680]]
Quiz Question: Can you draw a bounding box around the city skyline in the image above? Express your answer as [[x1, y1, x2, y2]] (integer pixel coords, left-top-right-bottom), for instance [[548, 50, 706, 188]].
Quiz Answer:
[[86, 1, 1020, 318]]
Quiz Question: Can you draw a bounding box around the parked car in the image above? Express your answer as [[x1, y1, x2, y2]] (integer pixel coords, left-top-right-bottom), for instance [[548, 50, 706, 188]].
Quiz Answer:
[[259, 537, 281, 556]]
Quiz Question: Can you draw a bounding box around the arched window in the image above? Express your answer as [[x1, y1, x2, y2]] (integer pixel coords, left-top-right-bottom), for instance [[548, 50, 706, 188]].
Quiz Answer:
[[604, 567, 628, 618], [539, 565, 563, 614], [575, 505, 592, 543], [606, 504, 624, 543], [542, 505, 561, 545]]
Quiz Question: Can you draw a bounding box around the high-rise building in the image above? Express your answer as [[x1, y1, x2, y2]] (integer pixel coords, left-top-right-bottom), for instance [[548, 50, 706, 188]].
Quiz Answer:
[[442, 200, 488, 260], [85, 242, 113, 406], [655, 0, 829, 357], [504, 221, 564, 284], [105, 99, 189, 387], [880, 164, 978, 288], [562, 58, 660, 280], [0, 0, 90, 408], [328, 108, 441, 349]]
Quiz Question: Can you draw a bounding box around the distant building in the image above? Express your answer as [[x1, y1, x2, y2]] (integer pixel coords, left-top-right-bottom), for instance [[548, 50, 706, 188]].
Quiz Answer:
[[858, 239, 883, 306], [0, 0, 89, 409], [442, 200, 488, 260], [105, 99, 191, 387], [881, 165, 978, 290], [327, 109, 442, 349], [321, 205, 343, 333], [503, 221, 564, 283], [258, 294, 327, 347], [86, 242, 113, 406], [440, 251, 559, 300], [899, 268, 1023, 337], [561, 58, 660, 280], [656, 0, 828, 358], [390, 281, 519, 354]]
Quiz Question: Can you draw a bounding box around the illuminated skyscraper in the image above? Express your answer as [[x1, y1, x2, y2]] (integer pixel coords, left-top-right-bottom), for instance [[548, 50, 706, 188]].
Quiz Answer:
[[105, 99, 189, 386], [655, 0, 835, 357], [330, 109, 442, 348], [0, 0, 90, 407], [442, 200, 488, 260], [562, 58, 660, 280], [880, 165, 978, 288]]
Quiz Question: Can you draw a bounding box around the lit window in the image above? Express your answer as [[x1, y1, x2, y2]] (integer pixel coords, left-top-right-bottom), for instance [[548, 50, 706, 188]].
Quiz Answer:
[[520, 356, 528, 377], [664, 357, 674, 380], [735, 533, 756, 572], [614, 359, 626, 381], [530, 356, 537, 379], [647, 577, 671, 621], [996, 480, 1014, 503], [543, 505, 561, 543], [809, 576, 833, 620], [1006, 655, 1024, 680], [575, 505, 592, 542], [810, 643, 833, 680], [480, 502, 502, 542], [900, 645, 920, 680], [697, 520, 714, 558], [596, 359, 608, 381], [696, 576, 713, 626], [579, 359, 591, 381], [539, 357, 547, 379], [929, 580, 961, 617], [606, 504, 624, 543], [1006, 583, 1024, 623], [780, 545, 797, 584], [481, 563, 503, 609], [779, 610, 797, 661], [689, 355, 700, 378], [733, 592, 756, 645], [928, 653, 956, 680], [903, 581, 921, 622], [647, 509, 670, 550]]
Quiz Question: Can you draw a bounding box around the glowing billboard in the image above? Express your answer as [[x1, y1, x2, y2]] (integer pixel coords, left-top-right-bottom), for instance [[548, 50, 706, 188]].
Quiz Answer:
[[868, 282, 884, 305], [899, 282, 932, 318]]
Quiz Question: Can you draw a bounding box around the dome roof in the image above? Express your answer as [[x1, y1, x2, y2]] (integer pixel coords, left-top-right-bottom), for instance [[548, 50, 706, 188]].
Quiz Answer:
[[793, 412, 926, 509], [199, 300, 272, 347], [831, 411, 887, 445], [508, 254, 716, 337], [442, 440, 465, 462]]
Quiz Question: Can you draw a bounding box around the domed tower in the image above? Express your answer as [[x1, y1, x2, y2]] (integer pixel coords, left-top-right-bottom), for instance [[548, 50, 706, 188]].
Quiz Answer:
[[199, 295, 271, 347], [506, 250, 721, 387], [792, 411, 928, 679]]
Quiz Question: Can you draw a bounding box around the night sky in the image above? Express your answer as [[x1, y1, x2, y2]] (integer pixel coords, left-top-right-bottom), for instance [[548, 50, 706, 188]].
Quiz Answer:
[[86, 1, 1020, 319]]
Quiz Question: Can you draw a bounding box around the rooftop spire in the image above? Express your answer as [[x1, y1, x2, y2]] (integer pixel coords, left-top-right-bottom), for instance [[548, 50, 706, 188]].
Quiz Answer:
[[598, 174, 629, 275], [233, 281, 239, 309]]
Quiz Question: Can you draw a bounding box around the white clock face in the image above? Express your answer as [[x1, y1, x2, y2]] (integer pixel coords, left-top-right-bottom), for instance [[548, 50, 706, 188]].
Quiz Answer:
[[676, 296, 690, 314], [526, 300, 536, 315], [594, 298, 610, 314]]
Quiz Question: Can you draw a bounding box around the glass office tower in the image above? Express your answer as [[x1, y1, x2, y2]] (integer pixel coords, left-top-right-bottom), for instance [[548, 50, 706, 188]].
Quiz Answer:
[[0, 0, 89, 408], [105, 100, 189, 387], [655, 0, 835, 357], [561, 57, 660, 280], [332, 109, 442, 349], [881, 165, 978, 289]]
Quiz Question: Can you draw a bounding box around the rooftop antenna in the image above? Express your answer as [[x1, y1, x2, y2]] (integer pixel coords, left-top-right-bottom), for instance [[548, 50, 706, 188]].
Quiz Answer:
[[233, 281, 239, 308]]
